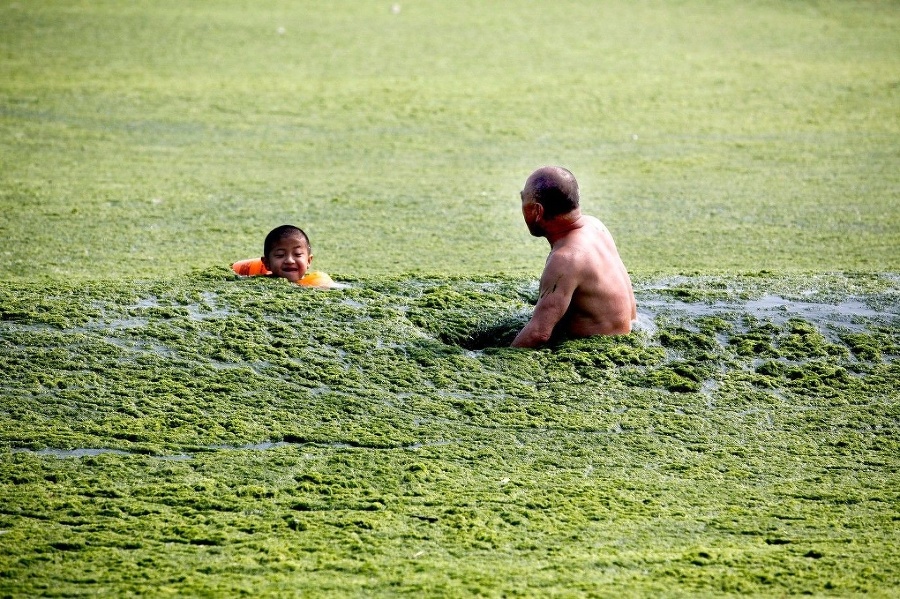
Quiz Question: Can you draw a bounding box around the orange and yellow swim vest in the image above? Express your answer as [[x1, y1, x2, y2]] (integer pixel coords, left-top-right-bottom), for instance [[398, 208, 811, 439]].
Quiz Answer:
[[231, 258, 335, 288]]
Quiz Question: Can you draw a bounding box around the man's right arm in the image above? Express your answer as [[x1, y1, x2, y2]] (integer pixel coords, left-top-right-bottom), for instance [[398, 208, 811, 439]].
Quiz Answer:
[[511, 254, 579, 348]]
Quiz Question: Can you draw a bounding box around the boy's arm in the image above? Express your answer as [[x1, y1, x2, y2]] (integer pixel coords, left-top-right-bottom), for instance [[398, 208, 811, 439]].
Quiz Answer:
[[511, 253, 579, 348]]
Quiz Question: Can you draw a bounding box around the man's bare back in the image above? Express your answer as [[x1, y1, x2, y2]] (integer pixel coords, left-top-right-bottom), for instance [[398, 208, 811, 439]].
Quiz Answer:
[[511, 167, 636, 348], [544, 215, 636, 335]]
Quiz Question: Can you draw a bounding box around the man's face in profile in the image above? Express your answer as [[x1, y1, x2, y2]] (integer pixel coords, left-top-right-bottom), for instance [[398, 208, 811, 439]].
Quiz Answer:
[[521, 190, 544, 237]]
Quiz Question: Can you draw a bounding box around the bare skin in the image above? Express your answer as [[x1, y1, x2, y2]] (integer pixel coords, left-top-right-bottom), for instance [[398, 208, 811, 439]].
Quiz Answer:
[[512, 169, 636, 348]]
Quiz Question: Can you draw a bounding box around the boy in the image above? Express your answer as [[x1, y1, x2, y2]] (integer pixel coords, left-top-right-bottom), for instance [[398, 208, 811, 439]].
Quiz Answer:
[[231, 225, 336, 288]]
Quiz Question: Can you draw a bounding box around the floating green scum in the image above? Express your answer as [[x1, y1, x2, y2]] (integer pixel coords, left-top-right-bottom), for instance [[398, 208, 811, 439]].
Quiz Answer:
[[0, 272, 897, 595], [1, 0, 898, 595]]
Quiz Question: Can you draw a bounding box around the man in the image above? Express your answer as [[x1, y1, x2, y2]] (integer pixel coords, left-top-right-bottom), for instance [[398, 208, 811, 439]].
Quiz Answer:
[[511, 166, 637, 348]]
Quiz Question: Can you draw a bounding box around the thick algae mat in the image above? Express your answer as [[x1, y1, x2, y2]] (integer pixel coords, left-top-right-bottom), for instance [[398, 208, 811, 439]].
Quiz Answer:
[[2, 0, 900, 595], [1, 272, 898, 596]]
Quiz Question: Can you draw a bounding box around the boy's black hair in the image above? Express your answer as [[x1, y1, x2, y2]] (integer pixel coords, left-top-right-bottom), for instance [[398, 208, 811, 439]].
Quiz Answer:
[[263, 225, 311, 257]]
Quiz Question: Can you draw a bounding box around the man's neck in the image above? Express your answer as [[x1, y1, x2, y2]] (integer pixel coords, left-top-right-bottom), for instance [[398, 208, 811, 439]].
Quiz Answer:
[[544, 211, 584, 246]]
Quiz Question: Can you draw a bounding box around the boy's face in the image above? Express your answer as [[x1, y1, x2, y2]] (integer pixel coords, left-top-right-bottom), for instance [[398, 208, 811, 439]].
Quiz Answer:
[[261, 234, 312, 283]]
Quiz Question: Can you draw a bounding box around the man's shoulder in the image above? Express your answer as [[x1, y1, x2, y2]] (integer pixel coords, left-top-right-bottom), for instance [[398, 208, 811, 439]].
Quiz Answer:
[[581, 215, 610, 234], [545, 242, 592, 280], [550, 227, 597, 259]]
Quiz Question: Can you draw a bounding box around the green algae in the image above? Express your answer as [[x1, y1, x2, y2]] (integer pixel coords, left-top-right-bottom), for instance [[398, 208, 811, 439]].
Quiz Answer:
[[0, 272, 898, 596], [1, 0, 898, 593], [2, 1, 899, 280]]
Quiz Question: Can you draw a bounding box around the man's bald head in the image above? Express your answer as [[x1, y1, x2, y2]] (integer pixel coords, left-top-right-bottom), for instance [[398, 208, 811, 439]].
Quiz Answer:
[[522, 166, 580, 219]]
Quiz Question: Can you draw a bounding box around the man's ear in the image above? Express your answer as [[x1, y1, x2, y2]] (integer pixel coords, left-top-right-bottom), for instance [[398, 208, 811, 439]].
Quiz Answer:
[[308, 254, 314, 264], [532, 201, 545, 221], [261, 256, 270, 270]]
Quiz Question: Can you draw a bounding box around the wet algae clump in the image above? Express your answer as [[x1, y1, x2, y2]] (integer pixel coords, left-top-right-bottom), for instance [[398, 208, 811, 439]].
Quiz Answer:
[[0, 271, 898, 596]]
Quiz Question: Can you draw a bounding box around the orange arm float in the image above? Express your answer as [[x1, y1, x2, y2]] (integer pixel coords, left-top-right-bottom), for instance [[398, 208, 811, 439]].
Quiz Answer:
[[231, 258, 270, 276], [298, 271, 335, 288]]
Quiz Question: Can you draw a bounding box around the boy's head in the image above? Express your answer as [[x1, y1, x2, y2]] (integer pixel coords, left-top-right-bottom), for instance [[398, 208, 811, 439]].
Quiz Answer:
[[261, 225, 313, 283]]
